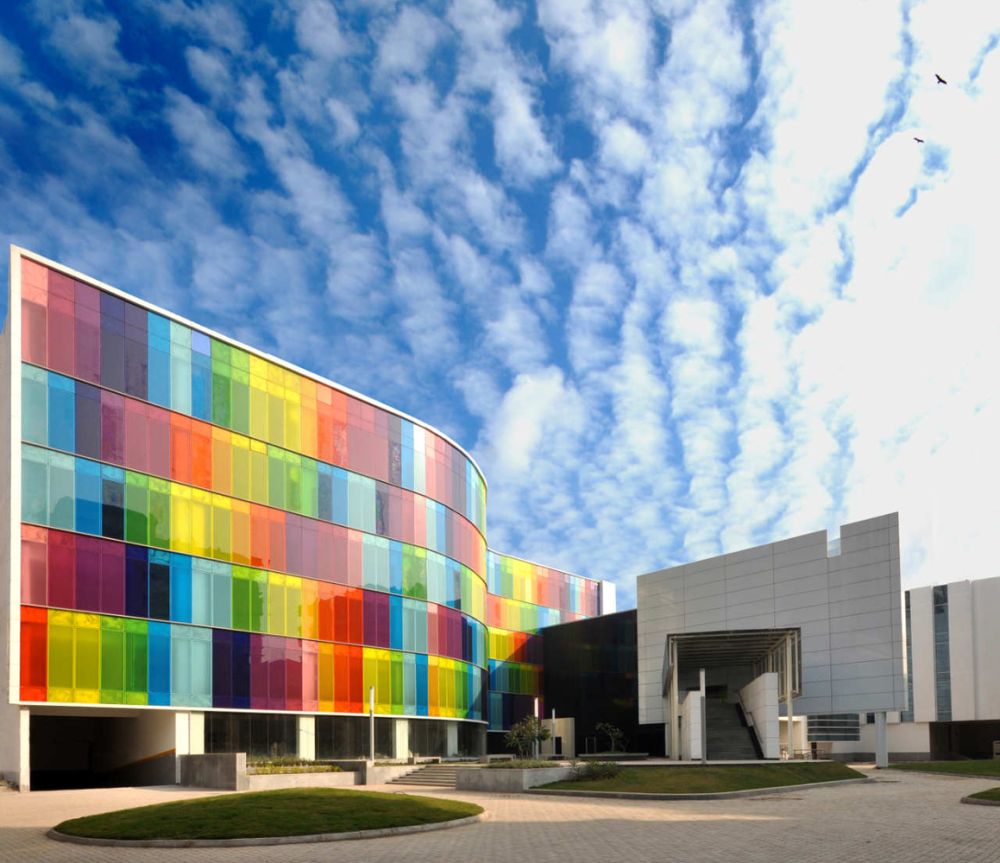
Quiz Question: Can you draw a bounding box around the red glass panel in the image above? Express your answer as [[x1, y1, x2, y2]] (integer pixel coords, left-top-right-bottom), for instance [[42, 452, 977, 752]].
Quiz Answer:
[[21, 525, 48, 606], [285, 641, 303, 712], [20, 605, 48, 701], [250, 634, 268, 710], [100, 541, 125, 615], [190, 420, 212, 489], [170, 414, 192, 486], [47, 294, 76, 376], [100, 391, 125, 465], [146, 405, 171, 479], [124, 400, 149, 474]]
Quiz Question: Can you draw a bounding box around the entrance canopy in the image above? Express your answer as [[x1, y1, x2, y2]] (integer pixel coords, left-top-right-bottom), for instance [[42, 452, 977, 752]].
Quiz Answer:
[[663, 628, 801, 701]]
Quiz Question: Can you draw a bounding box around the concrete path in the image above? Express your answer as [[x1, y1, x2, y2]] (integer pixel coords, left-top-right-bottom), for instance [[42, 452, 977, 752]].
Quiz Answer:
[[2, 768, 999, 862]]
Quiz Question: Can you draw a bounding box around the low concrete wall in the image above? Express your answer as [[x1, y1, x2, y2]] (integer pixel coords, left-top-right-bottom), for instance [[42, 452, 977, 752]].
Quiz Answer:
[[179, 753, 248, 791], [456, 766, 574, 792], [740, 672, 779, 759], [246, 770, 358, 790]]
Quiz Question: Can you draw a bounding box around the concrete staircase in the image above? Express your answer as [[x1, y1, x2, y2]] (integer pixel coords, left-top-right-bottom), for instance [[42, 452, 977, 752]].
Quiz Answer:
[[705, 698, 760, 760], [389, 764, 471, 788]]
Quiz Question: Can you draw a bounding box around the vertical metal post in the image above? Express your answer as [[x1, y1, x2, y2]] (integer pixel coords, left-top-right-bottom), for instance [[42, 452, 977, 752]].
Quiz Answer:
[[784, 634, 794, 758], [369, 685, 375, 763], [671, 640, 680, 760], [699, 668, 707, 763], [875, 711, 888, 768]]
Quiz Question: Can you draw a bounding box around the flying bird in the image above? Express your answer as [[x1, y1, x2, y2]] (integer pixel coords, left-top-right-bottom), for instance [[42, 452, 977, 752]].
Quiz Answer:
[[935, 74, 947, 84], [914, 137, 924, 143]]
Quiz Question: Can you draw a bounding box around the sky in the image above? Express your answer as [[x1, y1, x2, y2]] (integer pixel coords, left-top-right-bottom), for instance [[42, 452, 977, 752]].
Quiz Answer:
[[1, 1, 999, 608]]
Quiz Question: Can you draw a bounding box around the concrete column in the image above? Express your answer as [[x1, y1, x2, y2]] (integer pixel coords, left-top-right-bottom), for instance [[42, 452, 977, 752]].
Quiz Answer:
[[671, 640, 680, 760], [784, 634, 794, 757], [394, 719, 410, 762], [699, 668, 707, 764], [297, 716, 316, 762], [17, 708, 29, 792], [446, 721, 459, 757], [875, 711, 888, 768], [189, 713, 205, 756], [174, 712, 190, 784]]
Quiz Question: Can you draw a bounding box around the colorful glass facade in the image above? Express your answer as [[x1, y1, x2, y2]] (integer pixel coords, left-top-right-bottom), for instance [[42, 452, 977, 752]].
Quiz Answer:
[[6, 249, 606, 747]]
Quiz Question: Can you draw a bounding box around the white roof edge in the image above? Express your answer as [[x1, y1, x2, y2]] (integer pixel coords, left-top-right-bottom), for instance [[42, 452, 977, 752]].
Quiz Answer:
[[487, 547, 601, 586], [11, 245, 488, 491]]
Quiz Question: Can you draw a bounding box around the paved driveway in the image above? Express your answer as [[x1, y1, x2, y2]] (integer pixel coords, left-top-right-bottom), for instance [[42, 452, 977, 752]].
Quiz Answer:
[[1, 768, 999, 862]]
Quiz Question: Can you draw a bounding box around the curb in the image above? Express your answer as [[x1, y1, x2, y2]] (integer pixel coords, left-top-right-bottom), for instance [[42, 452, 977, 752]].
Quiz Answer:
[[961, 795, 1000, 807], [527, 777, 874, 801], [47, 812, 488, 848]]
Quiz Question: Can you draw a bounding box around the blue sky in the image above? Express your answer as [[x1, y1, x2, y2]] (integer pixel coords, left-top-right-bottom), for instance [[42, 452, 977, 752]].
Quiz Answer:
[[2, 1, 999, 606]]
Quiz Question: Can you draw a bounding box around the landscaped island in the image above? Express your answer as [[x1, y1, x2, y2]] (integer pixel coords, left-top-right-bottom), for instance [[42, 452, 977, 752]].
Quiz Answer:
[[54, 789, 483, 841], [888, 760, 1000, 779], [539, 762, 865, 794]]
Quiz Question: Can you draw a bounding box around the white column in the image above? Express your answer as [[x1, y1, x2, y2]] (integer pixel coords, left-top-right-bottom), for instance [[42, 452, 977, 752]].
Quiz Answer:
[[368, 686, 375, 763], [670, 640, 680, 760], [174, 712, 191, 784], [699, 668, 707, 763], [17, 708, 30, 792], [875, 711, 888, 768], [394, 719, 409, 762], [297, 716, 316, 762], [446, 721, 459, 757]]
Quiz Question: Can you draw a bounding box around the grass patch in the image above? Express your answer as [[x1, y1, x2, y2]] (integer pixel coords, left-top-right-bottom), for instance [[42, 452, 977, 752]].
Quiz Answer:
[[55, 788, 482, 841], [888, 760, 1000, 779], [540, 762, 864, 794], [968, 787, 1000, 802], [484, 759, 556, 769]]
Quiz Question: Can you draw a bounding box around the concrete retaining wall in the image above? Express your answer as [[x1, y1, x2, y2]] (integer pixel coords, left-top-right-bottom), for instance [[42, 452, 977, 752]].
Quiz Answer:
[[456, 766, 574, 792], [179, 753, 248, 791], [246, 770, 358, 790]]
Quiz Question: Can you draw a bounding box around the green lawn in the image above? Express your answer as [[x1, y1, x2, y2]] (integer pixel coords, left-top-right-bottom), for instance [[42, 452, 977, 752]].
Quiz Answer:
[[967, 787, 1000, 802], [540, 762, 864, 794], [889, 760, 1000, 778], [55, 789, 483, 841]]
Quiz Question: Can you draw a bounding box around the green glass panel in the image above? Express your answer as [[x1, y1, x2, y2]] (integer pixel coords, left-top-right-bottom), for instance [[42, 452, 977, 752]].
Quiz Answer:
[[148, 478, 171, 549], [125, 619, 148, 703], [301, 459, 318, 518], [231, 567, 251, 631], [284, 451, 301, 514], [22, 446, 49, 525], [212, 369, 231, 428], [125, 472, 149, 545], [249, 569, 267, 633], [100, 618, 125, 703], [267, 448, 285, 510], [230, 368, 250, 435], [21, 364, 48, 445], [48, 618, 74, 690]]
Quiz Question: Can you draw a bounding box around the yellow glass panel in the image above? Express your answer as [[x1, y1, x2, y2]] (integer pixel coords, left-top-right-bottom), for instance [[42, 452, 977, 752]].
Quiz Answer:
[[170, 484, 193, 555], [74, 613, 101, 703], [268, 572, 286, 636], [376, 649, 391, 713], [300, 579, 318, 640], [211, 428, 232, 496], [231, 434, 250, 501], [249, 377, 268, 441], [231, 499, 251, 565], [249, 440, 268, 504], [211, 494, 232, 561], [285, 575, 302, 637], [318, 643, 334, 711], [190, 489, 213, 559]]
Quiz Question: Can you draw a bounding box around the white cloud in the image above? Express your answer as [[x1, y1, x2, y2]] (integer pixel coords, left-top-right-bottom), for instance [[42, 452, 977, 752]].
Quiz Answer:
[[376, 6, 445, 79], [164, 89, 246, 179]]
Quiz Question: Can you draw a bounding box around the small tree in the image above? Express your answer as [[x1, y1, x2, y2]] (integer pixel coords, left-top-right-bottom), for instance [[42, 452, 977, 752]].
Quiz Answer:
[[595, 722, 626, 753], [505, 716, 551, 759]]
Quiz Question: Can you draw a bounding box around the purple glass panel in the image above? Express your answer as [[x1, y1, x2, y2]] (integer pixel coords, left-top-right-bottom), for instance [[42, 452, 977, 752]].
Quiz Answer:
[[124, 303, 148, 399], [75, 536, 102, 612], [285, 515, 303, 577], [75, 382, 102, 460], [301, 522, 318, 581], [232, 631, 251, 709], [100, 542, 125, 615], [100, 292, 125, 392], [250, 634, 268, 709], [212, 630, 234, 709], [47, 532, 76, 610], [100, 391, 125, 465], [21, 528, 48, 606]]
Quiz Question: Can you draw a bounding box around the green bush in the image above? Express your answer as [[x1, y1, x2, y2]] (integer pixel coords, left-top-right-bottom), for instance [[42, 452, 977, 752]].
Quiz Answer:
[[572, 760, 621, 781]]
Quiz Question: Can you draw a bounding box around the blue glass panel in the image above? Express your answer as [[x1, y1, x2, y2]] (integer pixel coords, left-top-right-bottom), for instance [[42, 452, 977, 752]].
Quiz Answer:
[[190, 352, 212, 421], [416, 654, 428, 716], [147, 313, 172, 407], [74, 459, 102, 536], [317, 464, 333, 522], [47, 373, 76, 453], [389, 594, 403, 650], [148, 621, 171, 705], [331, 468, 348, 525], [212, 629, 233, 709], [148, 550, 171, 621], [390, 544, 403, 595], [170, 554, 193, 623]]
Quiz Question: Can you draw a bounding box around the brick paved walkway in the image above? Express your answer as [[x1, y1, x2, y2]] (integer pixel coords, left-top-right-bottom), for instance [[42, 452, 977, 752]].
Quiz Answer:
[[1, 768, 998, 862]]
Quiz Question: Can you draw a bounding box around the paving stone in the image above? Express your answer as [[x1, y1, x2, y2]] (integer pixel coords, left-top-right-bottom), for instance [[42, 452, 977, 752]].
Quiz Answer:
[[1, 769, 999, 862]]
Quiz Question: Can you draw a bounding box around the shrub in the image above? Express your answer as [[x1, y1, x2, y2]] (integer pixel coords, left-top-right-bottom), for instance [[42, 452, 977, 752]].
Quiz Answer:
[[572, 760, 621, 781], [505, 716, 551, 758], [484, 759, 553, 769]]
